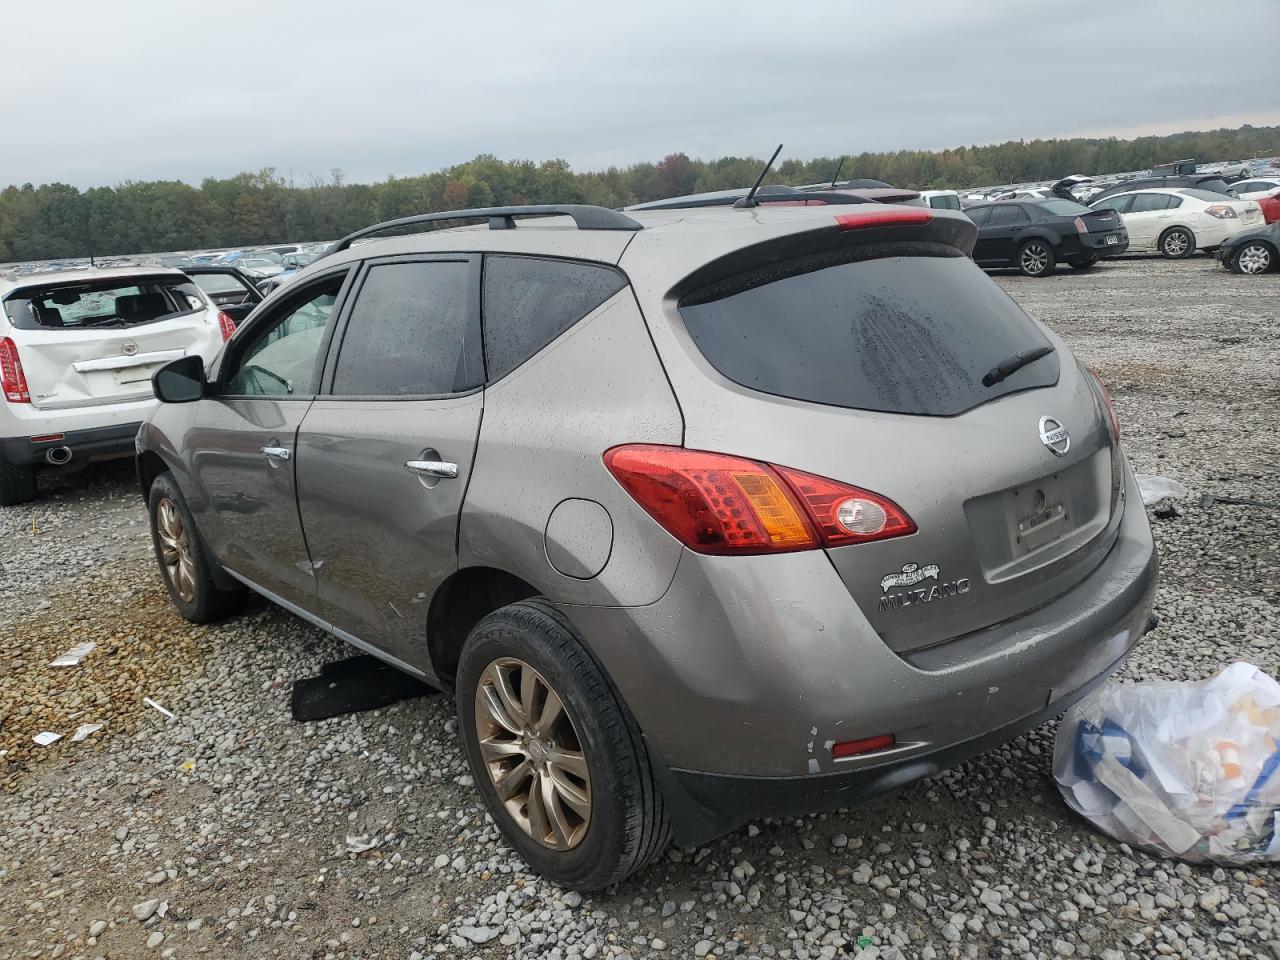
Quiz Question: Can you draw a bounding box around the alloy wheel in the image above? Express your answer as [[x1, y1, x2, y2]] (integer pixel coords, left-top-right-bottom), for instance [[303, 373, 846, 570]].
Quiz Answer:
[[156, 497, 197, 603], [1163, 231, 1190, 257], [474, 657, 592, 850], [1237, 244, 1272, 274], [1021, 243, 1049, 275]]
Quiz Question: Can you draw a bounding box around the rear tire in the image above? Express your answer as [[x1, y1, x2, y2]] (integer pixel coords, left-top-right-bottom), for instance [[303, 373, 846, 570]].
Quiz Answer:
[[1018, 239, 1056, 277], [1068, 256, 1098, 270], [456, 598, 670, 890], [0, 459, 37, 506], [1159, 226, 1195, 259], [1230, 241, 1274, 275], [147, 472, 246, 623]]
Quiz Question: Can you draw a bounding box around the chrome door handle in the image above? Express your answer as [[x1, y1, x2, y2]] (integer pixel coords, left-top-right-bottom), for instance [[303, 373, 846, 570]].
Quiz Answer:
[[405, 459, 458, 479], [260, 446, 291, 461]]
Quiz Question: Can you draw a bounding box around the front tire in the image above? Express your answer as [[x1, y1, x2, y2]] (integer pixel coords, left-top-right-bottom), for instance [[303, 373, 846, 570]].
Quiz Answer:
[[0, 459, 37, 506], [147, 472, 245, 623], [1018, 239, 1056, 277], [456, 599, 669, 890], [1230, 241, 1274, 275], [1159, 226, 1195, 259]]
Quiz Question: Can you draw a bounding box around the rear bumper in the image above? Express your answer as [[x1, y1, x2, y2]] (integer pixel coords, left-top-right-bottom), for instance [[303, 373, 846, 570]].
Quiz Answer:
[[652, 614, 1158, 847], [1081, 232, 1128, 256], [0, 422, 141, 468]]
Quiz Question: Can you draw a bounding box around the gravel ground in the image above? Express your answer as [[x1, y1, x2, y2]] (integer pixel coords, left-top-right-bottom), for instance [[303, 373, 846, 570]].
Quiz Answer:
[[1, 254, 1277, 960]]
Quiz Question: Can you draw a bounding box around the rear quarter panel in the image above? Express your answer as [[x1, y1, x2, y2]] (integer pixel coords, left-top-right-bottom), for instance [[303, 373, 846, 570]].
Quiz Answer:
[[459, 289, 685, 605]]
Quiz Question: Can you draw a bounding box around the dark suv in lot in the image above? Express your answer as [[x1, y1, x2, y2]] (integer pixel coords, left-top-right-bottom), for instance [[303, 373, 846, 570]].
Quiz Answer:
[[136, 203, 1157, 889]]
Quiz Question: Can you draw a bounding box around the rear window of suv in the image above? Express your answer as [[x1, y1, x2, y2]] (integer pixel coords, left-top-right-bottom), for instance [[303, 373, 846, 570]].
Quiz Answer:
[[3, 276, 204, 331], [678, 249, 1059, 417]]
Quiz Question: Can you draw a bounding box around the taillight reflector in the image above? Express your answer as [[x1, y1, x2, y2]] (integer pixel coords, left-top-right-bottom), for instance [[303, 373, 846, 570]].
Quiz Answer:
[[603, 445, 915, 555], [0, 337, 31, 404], [1073, 216, 1088, 235], [834, 209, 933, 230], [775, 465, 916, 547], [30, 434, 65, 444], [217, 311, 237, 341], [833, 734, 896, 758]]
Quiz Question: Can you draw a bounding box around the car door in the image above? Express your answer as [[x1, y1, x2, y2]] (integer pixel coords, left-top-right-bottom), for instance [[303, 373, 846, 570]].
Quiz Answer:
[[984, 204, 1029, 263], [1091, 193, 1137, 245], [188, 269, 263, 326], [293, 255, 484, 675], [189, 269, 351, 608], [1123, 193, 1174, 249], [967, 205, 997, 261]]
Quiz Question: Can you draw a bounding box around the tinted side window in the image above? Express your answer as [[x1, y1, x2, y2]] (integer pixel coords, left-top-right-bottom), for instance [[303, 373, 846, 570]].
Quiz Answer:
[[929, 194, 962, 210], [1130, 194, 1171, 213], [483, 256, 627, 381], [965, 205, 993, 226], [332, 260, 479, 397], [1166, 196, 1183, 209], [989, 205, 1027, 226]]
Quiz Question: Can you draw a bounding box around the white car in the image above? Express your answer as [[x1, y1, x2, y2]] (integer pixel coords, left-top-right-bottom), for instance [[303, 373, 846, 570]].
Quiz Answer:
[[909, 189, 963, 211], [0, 266, 233, 504], [1088, 188, 1265, 258], [1232, 177, 1280, 200]]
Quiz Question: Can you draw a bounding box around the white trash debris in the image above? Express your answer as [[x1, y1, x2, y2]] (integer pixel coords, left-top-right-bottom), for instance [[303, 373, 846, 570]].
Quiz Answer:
[[70, 722, 104, 742], [1136, 474, 1188, 506], [1055, 662, 1280, 864], [143, 697, 175, 720], [345, 835, 380, 854], [32, 731, 63, 746], [49, 641, 96, 667]]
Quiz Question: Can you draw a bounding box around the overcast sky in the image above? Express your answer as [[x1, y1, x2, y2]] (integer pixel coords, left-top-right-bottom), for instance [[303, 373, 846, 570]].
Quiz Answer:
[[6, 0, 1278, 189]]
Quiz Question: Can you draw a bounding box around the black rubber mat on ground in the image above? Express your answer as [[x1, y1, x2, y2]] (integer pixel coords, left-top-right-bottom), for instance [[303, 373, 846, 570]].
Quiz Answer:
[[290, 654, 436, 722]]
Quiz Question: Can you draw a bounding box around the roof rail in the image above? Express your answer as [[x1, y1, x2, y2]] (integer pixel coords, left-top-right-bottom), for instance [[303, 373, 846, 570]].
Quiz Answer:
[[323, 204, 643, 257]]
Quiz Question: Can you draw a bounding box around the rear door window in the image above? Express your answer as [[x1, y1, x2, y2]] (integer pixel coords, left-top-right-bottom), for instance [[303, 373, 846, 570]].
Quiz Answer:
[[989, 205, 1029, 225], [1130, 194, 1172, 212], [331, 259, 480, 396], [482, 255, 627, 381], [678, 251, 1058, 417], [928, 194, 962, 210]]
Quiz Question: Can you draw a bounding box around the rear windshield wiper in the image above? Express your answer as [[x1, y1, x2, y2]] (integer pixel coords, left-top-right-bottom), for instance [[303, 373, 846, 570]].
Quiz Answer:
[[981, 344, 1055, 388]]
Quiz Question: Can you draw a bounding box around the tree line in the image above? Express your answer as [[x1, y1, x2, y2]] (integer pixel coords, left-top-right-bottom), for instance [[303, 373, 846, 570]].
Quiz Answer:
[[2, 125, 1276, 263]]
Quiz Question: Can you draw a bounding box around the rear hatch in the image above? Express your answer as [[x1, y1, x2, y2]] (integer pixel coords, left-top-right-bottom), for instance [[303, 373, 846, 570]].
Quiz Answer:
[[3, 274, 223, 409], [673, 232, 1122, 654]]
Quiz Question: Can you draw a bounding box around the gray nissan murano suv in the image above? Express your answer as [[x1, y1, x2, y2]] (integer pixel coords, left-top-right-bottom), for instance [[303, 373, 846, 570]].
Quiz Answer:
[[137, 202, 1158, 889]]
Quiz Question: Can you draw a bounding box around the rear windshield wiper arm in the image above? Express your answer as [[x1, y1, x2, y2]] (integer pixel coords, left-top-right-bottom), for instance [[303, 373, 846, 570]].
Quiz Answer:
[[981, 344, 1055, 387]]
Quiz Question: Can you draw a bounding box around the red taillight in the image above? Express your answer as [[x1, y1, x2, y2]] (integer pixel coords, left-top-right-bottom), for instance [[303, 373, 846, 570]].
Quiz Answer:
[[0, 337, 31, 404], [603, 445, 915, 555], [1088, 369, 1121, 442], [833, 734, 896, 758], [834, 209, 933, 230], [1205, 204, 1237, 220], [773, 465, 916, 547], [217, 311, 237, 341], [1073, 216, 1088, 235]]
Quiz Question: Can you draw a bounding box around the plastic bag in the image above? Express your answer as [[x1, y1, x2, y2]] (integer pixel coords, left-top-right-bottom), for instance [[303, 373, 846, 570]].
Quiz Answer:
[[1136, 474, 1188, 506], [1054, 662, 1280, 864]]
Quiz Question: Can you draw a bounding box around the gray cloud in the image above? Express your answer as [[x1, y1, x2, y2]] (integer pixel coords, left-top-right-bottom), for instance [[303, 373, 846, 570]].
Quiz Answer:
[[6, 0, 1278, 189]]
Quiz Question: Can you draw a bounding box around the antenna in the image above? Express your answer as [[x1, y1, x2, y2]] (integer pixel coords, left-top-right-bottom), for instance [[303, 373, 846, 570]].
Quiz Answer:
[[735, 144, 783, 208], [829, 156, 846, 188]]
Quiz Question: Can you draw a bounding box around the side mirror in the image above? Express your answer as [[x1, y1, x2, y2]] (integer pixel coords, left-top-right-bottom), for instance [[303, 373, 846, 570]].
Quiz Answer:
[[153, 355, 206, 403]]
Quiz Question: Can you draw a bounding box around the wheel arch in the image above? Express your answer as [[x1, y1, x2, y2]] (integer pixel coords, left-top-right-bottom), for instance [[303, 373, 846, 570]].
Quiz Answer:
[[427, 565, 541, 689], [136, 450, 170, 503], [1158, 223, 1196, 250]]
